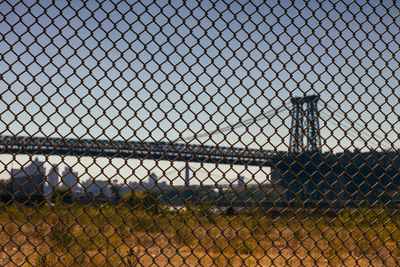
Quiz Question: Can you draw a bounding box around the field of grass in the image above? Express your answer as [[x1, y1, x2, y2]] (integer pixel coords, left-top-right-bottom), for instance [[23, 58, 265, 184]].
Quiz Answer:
[[0, 203, 400, 266]]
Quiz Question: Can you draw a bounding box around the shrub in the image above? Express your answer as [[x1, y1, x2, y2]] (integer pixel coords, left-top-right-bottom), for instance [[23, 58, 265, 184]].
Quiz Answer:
[[51, 188, 75, 204], [124, 190, 160, 213]]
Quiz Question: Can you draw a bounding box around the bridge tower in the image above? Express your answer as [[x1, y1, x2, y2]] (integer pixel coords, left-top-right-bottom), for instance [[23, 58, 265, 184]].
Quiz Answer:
[[289, 94, 321, 154]]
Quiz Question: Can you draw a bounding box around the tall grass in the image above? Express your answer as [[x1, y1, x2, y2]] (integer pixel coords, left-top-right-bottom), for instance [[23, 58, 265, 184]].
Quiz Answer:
[[0, 203, 400, 266]]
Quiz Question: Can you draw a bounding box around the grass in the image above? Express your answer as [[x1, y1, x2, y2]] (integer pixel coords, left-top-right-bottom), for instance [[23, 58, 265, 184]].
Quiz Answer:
[[0, 203, 400, 266]]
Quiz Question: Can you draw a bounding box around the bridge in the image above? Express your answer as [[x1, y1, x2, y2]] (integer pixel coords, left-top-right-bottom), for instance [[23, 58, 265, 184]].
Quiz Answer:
[[0, 134, 278, 166], [1, 94, 400, 205], [0, 95, 322, 166]]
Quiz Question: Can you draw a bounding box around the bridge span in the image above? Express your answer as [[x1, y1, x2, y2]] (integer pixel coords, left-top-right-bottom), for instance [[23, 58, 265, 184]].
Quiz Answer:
[[0, 95, 324, 167], [0, 135, 280, 167]]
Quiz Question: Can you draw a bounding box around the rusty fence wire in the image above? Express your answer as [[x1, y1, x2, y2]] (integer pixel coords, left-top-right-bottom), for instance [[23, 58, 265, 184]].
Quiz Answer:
[[1, 0, 400, 266]]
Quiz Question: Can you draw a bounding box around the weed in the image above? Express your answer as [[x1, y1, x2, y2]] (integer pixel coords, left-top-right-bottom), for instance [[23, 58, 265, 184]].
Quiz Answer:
[[0, 203, 399, 266], [126, 248, 138, 266]]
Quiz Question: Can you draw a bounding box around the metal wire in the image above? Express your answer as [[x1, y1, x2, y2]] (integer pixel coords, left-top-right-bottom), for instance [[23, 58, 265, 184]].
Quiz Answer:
[[0, 1, 400, 266]]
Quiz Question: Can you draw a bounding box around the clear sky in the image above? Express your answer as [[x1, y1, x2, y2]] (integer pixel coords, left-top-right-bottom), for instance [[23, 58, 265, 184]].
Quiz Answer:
[[0, 0, 399, 184]]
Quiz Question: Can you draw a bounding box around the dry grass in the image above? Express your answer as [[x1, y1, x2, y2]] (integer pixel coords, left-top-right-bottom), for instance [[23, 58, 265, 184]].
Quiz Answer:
[[0, 203, 399, 266]]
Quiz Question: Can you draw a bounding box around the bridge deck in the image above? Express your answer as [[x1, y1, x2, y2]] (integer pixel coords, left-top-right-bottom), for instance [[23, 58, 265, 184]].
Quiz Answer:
[[0, 135, 276, 166]]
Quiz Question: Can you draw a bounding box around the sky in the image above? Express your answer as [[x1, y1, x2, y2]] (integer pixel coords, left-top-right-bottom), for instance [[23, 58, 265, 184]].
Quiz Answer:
[[0, 0, 399, 184]]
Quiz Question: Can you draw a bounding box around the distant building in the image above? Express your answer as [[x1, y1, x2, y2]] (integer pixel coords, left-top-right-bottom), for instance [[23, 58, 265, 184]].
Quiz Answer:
[[129, 181, 138, 188], [9, 158, 46, 201], [158, 180, 167, 189], [147, 172, 158, 188], [131, 173, 161, 191], [48, 165, 59, 188], [81, 178, 113, 197], [44, 165, 59, 196], [237, 176, 245, 188], [61, 167, 79, 192]]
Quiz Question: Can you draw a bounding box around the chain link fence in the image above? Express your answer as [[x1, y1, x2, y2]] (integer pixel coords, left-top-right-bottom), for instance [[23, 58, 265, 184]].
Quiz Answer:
[[1, 0, 400, 266]]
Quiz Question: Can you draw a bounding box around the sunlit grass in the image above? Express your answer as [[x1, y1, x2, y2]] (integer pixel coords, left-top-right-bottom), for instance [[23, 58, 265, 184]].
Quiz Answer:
[[0, 203, 399, 266]]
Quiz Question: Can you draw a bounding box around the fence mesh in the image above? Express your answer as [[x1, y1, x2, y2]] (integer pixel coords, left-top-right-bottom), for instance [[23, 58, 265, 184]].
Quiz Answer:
[[1, 1, 400, 266]]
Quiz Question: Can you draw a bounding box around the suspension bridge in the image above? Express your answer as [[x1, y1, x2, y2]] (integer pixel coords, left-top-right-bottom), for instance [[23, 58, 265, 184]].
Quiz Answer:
[[1, 94, 399, 206], [0, 94, 329, 164], [0, 94, 393, 163]]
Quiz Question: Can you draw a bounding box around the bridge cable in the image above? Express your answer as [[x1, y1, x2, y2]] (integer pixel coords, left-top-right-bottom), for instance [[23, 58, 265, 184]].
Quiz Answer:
[[193, 169, 233, 185], [324, 106, 393, 150], [325, 103, 394, 150], [320, 110, 382, 149], [320, 110, 391, 151], [181, 104, 290, 142], [319, 110, 366, 147]]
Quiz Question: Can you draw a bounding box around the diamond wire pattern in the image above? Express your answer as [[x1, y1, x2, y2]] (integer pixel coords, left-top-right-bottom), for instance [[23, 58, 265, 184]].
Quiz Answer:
[[0, 0, 400, 266]]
